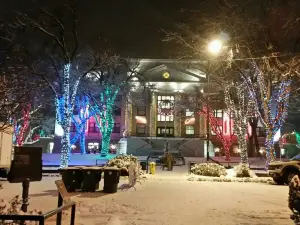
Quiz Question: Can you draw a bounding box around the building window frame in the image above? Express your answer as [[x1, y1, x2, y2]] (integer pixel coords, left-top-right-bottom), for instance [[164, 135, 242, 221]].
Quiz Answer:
[[185, 109, 194, 117], [137, 107, 146, 116], [214, 109, 223, 118], [112, 123, 121, 133], [88, 122, 100, 133], [157, 95, 175, 122], [211, 126, 222, 135], [185, 125, 195, 135], [113, 107, 121, 116], [156, 127, 174, 137], [136, 123, 146, 135]]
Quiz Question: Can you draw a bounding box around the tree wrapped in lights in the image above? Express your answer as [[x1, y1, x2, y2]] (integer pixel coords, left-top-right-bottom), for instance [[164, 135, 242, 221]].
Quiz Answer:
[[91, 85, 120, 156], [224, 84, 249, 164], [12, 104, 43, 146], [245, 62, 291, 166], [70, 96, 94, 154], [87, 56, 142, 157], [11, 5, 97, 167], [13, 104, 31, 146], [198, 106, 233, 161]]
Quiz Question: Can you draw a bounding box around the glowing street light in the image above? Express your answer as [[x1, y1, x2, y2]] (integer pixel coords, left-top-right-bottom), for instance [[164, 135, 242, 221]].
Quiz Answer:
[[207, 39, 223, 55]]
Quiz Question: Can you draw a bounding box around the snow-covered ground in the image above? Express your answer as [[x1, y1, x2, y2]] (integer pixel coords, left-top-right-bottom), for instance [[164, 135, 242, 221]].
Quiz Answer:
[[0, 171, 291, 225]]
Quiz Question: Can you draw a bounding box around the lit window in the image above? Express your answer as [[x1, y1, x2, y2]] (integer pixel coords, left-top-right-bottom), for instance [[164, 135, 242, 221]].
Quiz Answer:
[[157, 96, 174, 122], [157, 127, 174, 136], [211, 126, 222, 135], [88, 142, 99, 150], [214, 109, 223, 118], [186, 109, 194, 117], [185, 125, 195, 135]]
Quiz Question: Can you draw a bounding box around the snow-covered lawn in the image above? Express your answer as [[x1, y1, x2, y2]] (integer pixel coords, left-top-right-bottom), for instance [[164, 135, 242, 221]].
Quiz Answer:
[[0, 174, 291, 225]]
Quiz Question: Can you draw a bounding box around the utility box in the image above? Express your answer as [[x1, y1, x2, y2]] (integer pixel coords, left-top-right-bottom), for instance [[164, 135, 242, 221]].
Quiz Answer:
[[0, 126, 14, 177]]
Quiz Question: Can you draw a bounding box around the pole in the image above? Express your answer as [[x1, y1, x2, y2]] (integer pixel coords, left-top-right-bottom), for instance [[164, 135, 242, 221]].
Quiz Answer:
[[56, 192, 63, 225], [21, 178, 30, 213], [206, 63, 210, 162]]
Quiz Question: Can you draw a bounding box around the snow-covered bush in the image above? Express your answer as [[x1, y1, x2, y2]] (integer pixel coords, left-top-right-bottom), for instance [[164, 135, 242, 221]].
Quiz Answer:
[[0, 184, 42, 225], [106, 155, 138, 170], [234, 163, 251, 178], [191, 163, 227, 177], [187, 176, 273, 183]]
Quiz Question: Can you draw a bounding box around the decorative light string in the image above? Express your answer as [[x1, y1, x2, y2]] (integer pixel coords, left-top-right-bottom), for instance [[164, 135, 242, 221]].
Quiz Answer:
[[70, 96, 94, 154], [60, 63, 72, 168], [92, 84, 120, 157], [244, 62, 291, 169], [15, 104, 31, 146], [199, 106, 232, 161], [224, 85, 248, 164]]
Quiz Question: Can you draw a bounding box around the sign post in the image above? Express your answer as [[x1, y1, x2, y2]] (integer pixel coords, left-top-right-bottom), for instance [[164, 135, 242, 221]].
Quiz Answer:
[[7, 147, 43, 214]]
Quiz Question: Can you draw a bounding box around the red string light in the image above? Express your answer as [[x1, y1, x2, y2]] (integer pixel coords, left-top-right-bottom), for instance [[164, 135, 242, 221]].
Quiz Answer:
[[16, 104, 31, 146], [199, 106, 232, 161]]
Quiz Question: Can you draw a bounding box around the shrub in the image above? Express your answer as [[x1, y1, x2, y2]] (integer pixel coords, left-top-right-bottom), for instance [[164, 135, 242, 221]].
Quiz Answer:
[[191, 163, 227, 177], [0, 184, 42, 225], [234, 163, 251, 178], [106, 154, 138, 169]]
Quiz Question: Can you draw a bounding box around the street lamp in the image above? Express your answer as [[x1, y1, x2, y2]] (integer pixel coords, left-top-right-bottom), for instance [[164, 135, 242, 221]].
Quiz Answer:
[[206, 39, 223, 162], [207, 39, 223, 55]]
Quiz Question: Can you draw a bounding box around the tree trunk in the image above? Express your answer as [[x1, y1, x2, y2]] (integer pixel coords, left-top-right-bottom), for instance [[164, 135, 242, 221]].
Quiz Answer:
[[240, 138, 248, 164], [60, 63, 72, 168], [248, 135, 254, 157], [80, 131, 86, 154], [265, 131, 276, 166], [248, 118, 258, 157], [60, 115, 71, 167], [101, 132, 112, 157]]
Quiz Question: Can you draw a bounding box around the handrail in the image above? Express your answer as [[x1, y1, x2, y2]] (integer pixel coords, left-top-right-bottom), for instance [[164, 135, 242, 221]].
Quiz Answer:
[[0, 200, 76, 225], [0, 214, 44, 221], [43, 202, 75, 220]]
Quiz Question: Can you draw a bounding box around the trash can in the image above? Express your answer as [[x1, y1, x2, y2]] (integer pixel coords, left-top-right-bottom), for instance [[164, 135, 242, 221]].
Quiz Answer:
[[149, 162, 156, 175], [140, 161, 147, 171], [59, 167, 83, 192], [103, 168, 120, 193], [81, 167, 102, 192]]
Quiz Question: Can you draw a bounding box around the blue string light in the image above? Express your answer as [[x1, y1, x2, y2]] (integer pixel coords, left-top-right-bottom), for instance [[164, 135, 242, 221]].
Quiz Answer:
[[71, 96, 94, 154], [244, 63, 291, 169]]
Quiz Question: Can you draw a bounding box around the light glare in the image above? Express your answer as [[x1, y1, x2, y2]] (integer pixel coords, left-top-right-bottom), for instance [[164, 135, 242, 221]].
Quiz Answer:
[[208, 39, 223, 55]]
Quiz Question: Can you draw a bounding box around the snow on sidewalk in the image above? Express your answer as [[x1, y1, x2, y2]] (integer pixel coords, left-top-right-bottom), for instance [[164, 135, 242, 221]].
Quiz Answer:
[[0, 176, 291, 225]]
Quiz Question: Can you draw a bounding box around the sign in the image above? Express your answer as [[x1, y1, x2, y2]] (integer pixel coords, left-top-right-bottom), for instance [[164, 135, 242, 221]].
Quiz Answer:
[[7, 147, 42, 183], [55, 180, 72, 204]]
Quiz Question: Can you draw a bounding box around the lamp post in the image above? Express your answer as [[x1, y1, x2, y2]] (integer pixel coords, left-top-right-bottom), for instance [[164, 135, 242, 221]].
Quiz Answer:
[[206, 39, 223, 162]]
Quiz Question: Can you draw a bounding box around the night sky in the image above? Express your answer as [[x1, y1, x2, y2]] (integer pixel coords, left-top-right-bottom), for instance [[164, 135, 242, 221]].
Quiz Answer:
[[0, 0, 209, 58]]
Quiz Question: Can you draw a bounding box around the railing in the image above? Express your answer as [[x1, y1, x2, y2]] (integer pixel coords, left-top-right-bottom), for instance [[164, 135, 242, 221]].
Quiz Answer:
[[130, 135, 207, 140], [0, 194, 76, 225]]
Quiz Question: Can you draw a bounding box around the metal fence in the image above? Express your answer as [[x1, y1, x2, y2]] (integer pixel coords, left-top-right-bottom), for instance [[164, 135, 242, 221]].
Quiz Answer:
[[0, 201, 76, 225]]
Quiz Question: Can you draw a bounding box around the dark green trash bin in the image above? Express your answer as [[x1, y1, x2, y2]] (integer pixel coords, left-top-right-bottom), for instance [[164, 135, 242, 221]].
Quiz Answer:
[[103, 168, 120, 193], [59, 167, 83, 192], [81, 167, 102, 192], [140, 161, 147, 170]]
